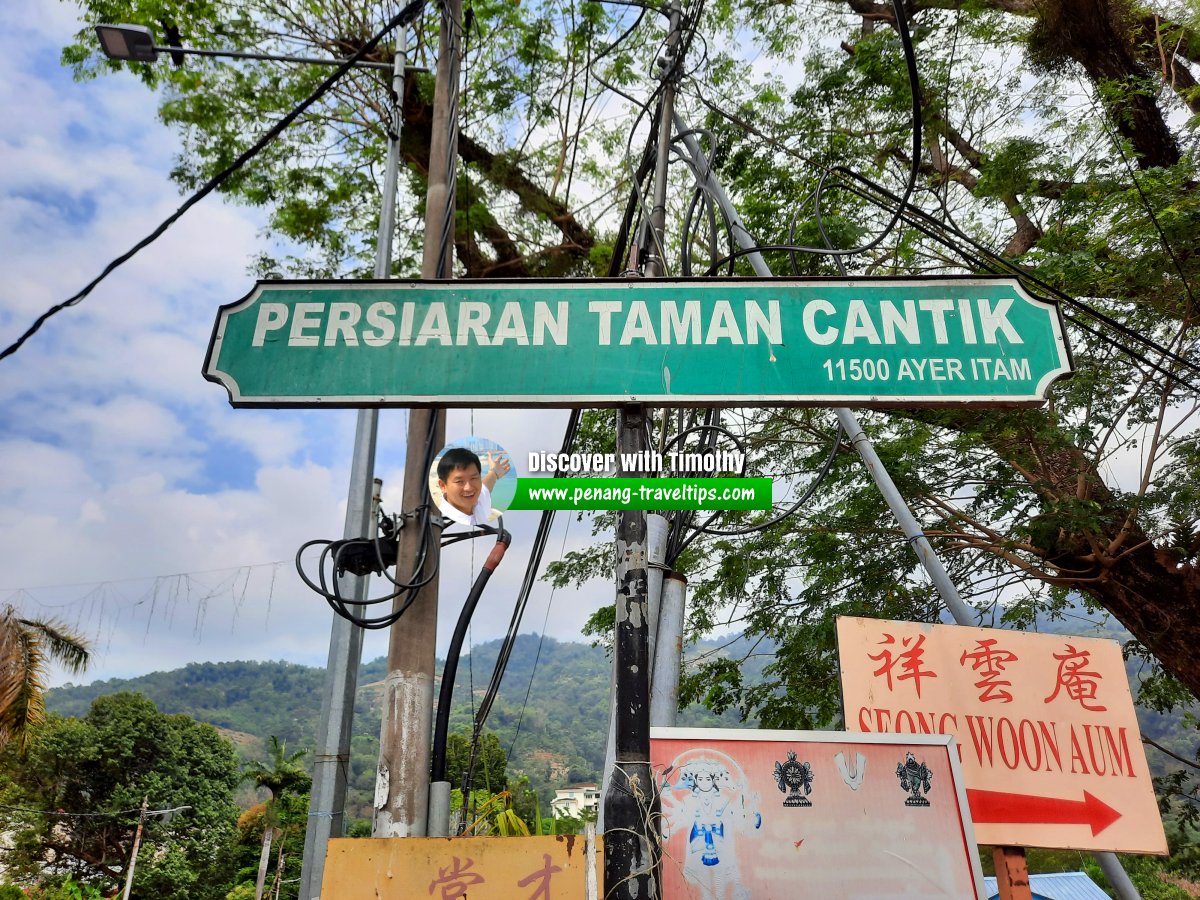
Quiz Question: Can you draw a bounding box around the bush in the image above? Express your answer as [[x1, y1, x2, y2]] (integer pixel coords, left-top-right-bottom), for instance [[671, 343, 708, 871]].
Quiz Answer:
[[25, 878, 104, 900]]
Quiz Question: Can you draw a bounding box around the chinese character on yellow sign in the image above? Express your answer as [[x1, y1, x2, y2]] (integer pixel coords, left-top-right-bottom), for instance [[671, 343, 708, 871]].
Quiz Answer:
[[321, 834, 601, 900], [836, 616, 1167, 854]]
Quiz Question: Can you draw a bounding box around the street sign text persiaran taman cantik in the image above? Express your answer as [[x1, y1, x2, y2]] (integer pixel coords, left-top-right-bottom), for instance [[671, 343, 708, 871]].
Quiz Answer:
[[203, 277, 1073, 407], [836, 616, 1167, 854]]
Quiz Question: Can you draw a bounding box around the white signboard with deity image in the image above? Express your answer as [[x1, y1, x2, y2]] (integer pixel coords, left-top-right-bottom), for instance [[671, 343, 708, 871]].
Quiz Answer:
[[650, 728, 986, 900]]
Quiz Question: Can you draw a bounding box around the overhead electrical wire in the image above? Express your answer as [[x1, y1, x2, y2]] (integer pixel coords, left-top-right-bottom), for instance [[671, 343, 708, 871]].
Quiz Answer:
[[434, 0, 465, 276], [0, 0, 427, 363], [467, 0, 1197, 794], [668, 418, 845, 563], [789, 0, 922, 263], [1096, 107, 1199, 324], [456, 0, 696, 761], [596, 0, 703, 271], [459, 410, 582, 808], [684, 54, 1200, 387], [857, 178, 1200, 384], [502, 507, 575, 764], [688, 101, 1200, 386], [296, 407, 472, 631], [423, 2, 679, 801], [852, 183, 1197, 383]]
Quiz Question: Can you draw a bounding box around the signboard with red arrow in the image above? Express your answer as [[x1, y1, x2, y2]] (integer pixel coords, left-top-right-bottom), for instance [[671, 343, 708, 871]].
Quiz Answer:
[[966, 788, 1121, 836], [836, 617, 1167, 853]]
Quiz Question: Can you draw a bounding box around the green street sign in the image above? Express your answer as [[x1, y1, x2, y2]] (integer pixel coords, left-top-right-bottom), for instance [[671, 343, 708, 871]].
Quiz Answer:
[[203, 277, 1073, 408]]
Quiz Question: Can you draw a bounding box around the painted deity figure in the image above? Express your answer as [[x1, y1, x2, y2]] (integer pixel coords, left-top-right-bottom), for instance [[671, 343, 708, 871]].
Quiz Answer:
[[661, 753, 762, 900]]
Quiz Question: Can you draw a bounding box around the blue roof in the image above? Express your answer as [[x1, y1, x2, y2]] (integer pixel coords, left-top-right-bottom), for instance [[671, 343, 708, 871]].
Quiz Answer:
[[984, 871, 1110, 900]]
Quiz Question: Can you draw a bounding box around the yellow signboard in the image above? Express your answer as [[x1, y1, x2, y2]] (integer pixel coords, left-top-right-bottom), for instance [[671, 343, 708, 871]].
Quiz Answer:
[[321, 834, 602, 900], [836, 616, 1167, 853]]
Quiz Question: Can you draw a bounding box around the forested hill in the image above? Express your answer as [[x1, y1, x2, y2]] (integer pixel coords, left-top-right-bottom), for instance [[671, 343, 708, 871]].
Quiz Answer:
[[44, 617, 1195, 817], [45, 634, 749, 816], [45, 635, 616, 768]]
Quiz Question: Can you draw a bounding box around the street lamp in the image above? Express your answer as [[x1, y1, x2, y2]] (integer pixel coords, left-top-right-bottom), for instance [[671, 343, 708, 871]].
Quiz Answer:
[[95, 23, 395, 70], [94, 20, 414, 898], [94, 24, 157, 63]]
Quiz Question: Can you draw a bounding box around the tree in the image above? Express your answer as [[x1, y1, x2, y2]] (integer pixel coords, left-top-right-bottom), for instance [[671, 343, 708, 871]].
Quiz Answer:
[[231, 792, 308, 900], [62, 0, 624, 280], [535, 0, 1200, 719], [241, 737, 310, 900], [640, 0, 1200, 720], [60, 0, 1200, 728], [0, 692, 241, 899], [445, 730, 507, 795], [0, 605, 89, 751]]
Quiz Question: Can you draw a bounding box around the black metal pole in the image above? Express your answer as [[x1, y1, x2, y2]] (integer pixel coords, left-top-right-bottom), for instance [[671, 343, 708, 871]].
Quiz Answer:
[[604, 405, 658, 899]]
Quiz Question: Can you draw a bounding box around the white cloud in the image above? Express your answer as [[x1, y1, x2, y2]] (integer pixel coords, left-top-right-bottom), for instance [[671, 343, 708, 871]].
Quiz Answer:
[[0, 3, 611, 693]]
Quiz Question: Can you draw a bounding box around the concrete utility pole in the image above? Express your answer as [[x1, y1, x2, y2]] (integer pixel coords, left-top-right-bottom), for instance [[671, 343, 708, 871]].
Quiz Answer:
[[373, 0, 458, 838], [643, 0, 682, 280], [121, 796, 148, 900], [299, 32, 407, 900]]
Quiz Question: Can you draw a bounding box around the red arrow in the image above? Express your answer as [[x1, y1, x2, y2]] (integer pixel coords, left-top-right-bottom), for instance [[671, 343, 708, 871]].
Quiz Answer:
[[966, 788, 1121, 836]]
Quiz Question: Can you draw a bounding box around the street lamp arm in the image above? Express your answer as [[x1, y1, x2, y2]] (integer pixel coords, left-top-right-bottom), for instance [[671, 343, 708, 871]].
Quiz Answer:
[[143, 43, 395, 71], [94, 23, 422, 71]]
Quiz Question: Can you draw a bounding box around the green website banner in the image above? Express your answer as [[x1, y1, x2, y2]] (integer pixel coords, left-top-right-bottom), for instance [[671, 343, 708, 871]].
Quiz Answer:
[[508, 477, 773, 511], [204, 277, 1073, 408]]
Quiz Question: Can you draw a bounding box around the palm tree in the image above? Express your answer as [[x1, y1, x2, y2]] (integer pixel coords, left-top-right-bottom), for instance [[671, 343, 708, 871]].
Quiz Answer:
[[243, 736, 311, 900], [0, 605, 89, 751]]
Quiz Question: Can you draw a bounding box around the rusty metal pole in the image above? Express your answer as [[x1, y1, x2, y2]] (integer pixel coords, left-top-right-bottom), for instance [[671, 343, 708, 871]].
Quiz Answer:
[[992, 846, 1033, 900]]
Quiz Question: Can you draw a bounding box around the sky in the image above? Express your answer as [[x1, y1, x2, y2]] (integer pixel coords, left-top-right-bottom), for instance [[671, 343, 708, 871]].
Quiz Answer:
[[0, 2, 611, 687]]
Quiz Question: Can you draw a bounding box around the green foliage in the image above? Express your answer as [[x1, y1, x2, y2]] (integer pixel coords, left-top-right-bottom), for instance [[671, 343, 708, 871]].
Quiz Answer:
[[493, 802, 531, 836], [61, 0, 638, 279], [0, 607, 90, 752], [242, 736, 310, 804], [980, 848, 1197, 898], [1081, 854, 1194, 899], [547, 812, 588, 835], [445, 730, 507, 794], [0, 692, 240, 900], [231, 792, 307, 900], [47, 0, 1200, 880], [50, 660, 336, 753], [47, 638, 746, 821], [345, 818, 372, 838], [23, 878, 105, 900]]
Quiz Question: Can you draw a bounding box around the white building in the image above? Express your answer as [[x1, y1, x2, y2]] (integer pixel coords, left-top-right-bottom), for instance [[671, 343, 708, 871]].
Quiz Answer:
[[550, 783, 600, 819]]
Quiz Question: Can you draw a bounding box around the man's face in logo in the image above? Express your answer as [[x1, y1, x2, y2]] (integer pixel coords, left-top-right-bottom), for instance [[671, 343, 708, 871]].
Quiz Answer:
[[439, 463, 482, 515]]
